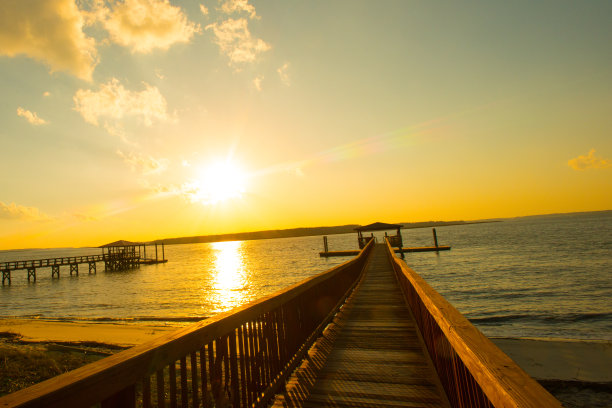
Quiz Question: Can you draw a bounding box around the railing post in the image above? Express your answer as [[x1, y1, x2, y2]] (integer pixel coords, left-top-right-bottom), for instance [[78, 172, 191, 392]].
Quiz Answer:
[[433, 228, 439, 248]]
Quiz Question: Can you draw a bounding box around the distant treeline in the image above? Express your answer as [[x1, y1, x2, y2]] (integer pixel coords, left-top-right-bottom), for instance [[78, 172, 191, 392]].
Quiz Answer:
[[145, 220, 498, 246]]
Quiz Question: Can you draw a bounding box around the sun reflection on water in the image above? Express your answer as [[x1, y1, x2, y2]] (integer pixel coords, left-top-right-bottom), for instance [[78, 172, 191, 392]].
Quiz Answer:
[[210, 240, 248, 312]]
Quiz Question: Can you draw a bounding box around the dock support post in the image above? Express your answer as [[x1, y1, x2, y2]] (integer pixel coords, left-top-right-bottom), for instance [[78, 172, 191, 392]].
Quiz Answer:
[[155, 243, 158, 262], [52, 265, 60, 278], [27, 267, 36, 282], [1, 270, 10, 285], [432, 228, 439, 248], [323, 236, 328, 253], [162, 243, 164, 261], [70, 263, 78, 276], [89, 262, 96, 274], [397, 228, 405, 259]]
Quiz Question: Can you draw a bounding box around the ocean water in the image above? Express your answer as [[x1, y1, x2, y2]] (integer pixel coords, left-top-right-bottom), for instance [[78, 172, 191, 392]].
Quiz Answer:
[[1, 211, 610, 341]]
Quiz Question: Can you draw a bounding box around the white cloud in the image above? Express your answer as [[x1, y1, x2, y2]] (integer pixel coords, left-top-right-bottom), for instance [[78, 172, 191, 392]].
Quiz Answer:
[[220, 0, 258, 20], [16, 107, 48, 125], [277, 62, 290, 85], [0, 0, 98, 80], [568, 149, 612, 170], [99, 0, 200, 53], [200, 4, 209, 15], [117, 150, 168, 175], [253, 75, 263, 91], [0, 201, 51, 221], [73, 78, 169, 126], [206, 18, 270, 66], [72, 212, 99, 222]]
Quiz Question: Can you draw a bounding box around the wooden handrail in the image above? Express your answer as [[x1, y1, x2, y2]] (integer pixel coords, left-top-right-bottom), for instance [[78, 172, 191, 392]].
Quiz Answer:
[[383, 238, 561, 408], [0, 239, 374, 408]]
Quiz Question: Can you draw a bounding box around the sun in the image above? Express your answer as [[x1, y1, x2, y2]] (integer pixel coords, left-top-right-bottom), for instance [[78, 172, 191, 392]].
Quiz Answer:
[[192, 160, 247, 205]]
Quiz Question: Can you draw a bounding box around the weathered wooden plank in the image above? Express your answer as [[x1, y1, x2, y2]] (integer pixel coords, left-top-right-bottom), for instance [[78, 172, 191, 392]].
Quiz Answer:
[[273, 244, 450, 408], [385, 240, 563, 407]]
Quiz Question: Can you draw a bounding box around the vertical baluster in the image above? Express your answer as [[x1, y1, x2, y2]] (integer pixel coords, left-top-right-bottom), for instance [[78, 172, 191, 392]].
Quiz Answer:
[[259, 315, 270, 386], [200, 345, 210, 408], [180, 357, 188, 408], [267, 311, 280, 380], [253, 318, 264, 395], [222, 334, 230, 397], [229, 329, 240, 408], [169, 362, 178, 408], [142, 375, 151, 408], [156, 369, 165, 408], [244, 323, 254, 407], [211, 339, 222, 403], [208, 341, 220, 404], [247, 321, 258, 403], [191, 351, 199, 408], [237, 325, 248, 407], [277, 307, 288, 368]]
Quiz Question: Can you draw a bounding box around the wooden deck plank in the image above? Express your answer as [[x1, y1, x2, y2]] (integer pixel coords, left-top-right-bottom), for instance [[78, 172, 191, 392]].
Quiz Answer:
[[273, 244, 450, 407]]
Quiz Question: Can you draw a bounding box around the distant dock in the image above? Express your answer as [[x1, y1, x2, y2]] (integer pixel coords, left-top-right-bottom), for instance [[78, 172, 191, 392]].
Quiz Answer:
[[1, 243, 167, 285], [320, 222, 451, 257], [320, 245, 451, 257]]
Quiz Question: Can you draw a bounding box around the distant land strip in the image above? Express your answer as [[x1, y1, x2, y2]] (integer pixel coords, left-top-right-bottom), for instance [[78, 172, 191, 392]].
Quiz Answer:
[[101, 220, 499, 247]]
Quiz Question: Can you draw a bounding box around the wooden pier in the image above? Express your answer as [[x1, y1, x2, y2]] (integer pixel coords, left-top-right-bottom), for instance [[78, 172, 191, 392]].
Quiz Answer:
[[0, 240, 561, 407], [274, 244, 450, 407], [320, 224, 451, 257], [320, 245, 451, 257], [1, 243, 167, 285]]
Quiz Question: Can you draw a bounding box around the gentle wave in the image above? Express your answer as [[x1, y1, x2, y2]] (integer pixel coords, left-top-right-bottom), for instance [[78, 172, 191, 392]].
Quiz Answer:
[[469, 312, 612, 325]]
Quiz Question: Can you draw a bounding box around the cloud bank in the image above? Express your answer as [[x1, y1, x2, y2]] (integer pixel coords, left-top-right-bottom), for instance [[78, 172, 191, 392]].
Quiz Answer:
[[277, 62, 290, 85], [99, 0, 200, 54], [206, 18, 270, 66], [568, 149, 611, 170], [220, 0, 259, 20], [0, 201, 51, 221], [117, 150, 168, 175], [74, 78, 169, 126], [0, 0, 97, 80], [17, 107, 48, 125]]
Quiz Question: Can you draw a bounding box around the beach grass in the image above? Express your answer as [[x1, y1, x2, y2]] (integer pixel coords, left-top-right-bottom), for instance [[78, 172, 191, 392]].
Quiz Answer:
[[0, 333, 114, 397]]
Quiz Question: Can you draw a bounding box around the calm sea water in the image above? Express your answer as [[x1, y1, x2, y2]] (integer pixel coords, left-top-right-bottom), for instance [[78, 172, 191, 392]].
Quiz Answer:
[[1, 212, 610, 341]]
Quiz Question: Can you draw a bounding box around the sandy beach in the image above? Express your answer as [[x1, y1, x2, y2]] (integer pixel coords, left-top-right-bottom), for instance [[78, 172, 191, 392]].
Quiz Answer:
[[1, 318, 611, 407], [0, 318, 179, 347]]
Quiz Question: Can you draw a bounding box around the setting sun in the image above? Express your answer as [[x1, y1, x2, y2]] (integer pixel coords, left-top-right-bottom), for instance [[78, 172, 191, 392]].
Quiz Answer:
[[191, 160, 247, 205]]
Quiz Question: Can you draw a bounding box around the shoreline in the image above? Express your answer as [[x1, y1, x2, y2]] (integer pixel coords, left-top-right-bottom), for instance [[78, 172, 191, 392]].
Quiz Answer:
[[1, 318, 611, 407], [1, 317, 610, 383], [0, 317, 180, 348]]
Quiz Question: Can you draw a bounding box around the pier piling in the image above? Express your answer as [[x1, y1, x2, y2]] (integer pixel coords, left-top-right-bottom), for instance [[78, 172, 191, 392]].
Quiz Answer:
[[433, 228, 439, 248], [27, 267, 36, 282], [70, 263, 79, 276]]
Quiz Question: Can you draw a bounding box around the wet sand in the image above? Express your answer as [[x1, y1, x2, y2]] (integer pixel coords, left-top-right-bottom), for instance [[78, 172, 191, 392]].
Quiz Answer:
[[0, 318, 179, 347]]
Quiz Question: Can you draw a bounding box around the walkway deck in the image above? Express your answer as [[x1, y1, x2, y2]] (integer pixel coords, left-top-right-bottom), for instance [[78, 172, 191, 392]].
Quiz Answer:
[[273, 244, 450, 407]]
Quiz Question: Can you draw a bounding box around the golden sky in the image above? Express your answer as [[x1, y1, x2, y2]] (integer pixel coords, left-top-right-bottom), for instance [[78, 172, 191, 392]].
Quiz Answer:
[[1, 0, 611, 249]]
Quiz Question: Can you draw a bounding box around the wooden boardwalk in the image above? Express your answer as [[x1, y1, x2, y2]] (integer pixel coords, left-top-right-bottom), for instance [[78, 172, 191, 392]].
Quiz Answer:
[[273, 244, 450, 407]]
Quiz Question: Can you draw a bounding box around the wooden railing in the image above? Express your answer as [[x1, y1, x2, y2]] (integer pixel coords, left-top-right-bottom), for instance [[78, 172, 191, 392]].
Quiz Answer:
[[383, 239, 562, 408], [1, 255, 106, 271], [0, 240, 374, 408]]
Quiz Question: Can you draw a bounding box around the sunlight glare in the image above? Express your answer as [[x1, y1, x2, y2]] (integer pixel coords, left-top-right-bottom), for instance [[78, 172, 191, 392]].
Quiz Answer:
[[211, 240, 248, 311], [193, 160, 247, 205]]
